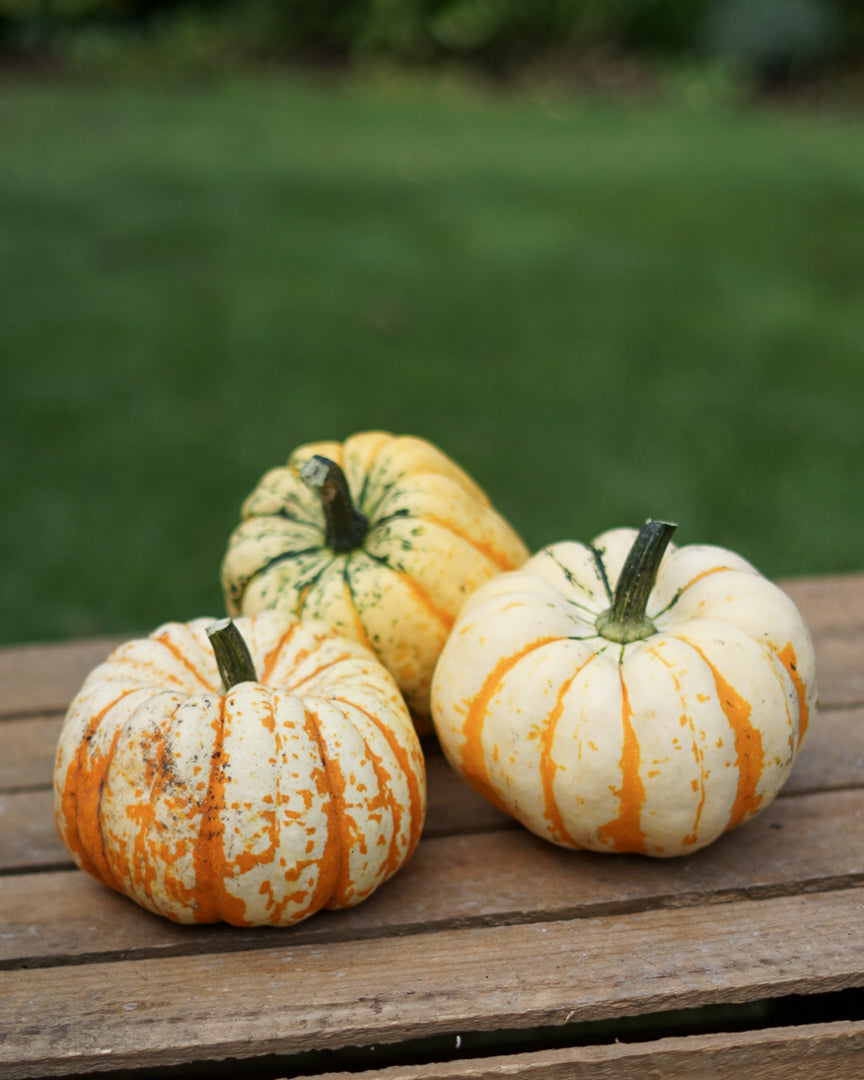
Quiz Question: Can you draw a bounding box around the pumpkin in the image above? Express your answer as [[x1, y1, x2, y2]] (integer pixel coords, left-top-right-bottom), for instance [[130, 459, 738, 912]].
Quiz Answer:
[[220, 431, 529, 721], [53, 611, 426, 926], [430, 520, 816, 857]]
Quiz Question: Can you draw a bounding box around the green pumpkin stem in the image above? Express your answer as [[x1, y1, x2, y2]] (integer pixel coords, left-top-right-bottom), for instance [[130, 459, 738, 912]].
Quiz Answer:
[[207, 617, 259, 691], [596, 520, 677, 644], [300, 454, 369, 553]]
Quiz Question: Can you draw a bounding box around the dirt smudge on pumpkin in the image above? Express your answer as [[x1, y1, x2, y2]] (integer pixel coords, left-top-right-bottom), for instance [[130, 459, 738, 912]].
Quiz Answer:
[[461, 636, 559, 814], [124, 723, 183, 907], [597, 676, 646, 854], [190, 695, 252, 926]]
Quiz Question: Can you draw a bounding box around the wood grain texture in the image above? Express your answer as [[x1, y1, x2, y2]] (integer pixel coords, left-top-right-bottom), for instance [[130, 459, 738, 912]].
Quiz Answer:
[[0, 574, 862, 1079], [0, 634, 128, 716], [781, 574, 864, 637], [3, 786, 864, 970], [293, 1019, 864, 1080], [785, 706, 864, 795], [0, 714, 62, 791], [2, 889, 864, 1078], [0, 790, 71, 872]]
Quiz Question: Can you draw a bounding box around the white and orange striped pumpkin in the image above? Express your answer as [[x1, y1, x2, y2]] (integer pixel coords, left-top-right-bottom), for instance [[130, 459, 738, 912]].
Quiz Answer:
[[431, 521, 816, 857], [221, 431, 529, 721], [54, 611, 426, 926]]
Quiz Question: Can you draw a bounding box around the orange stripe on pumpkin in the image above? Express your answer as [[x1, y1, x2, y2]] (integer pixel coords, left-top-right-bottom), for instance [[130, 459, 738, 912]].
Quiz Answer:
[[337, 696, 426, 867], [190, 695, 252, 926], [678, 566, 735, 591], [260, 623, 299, 684], [539, 660, 595, 848], [57, 689, 139, 892], [683, 640, 764, 830], [597, 676, 646, 854], [396, 571, 455, 631], [775, 642, 810, 748], [286, 654, 355, 694], [124, 723, 178, 906], [156, 631, 218, 692], [460, 636, 559, 814], [300, 707, 351, 913], [422, 514, 521, 571], [342, 576, 375, 652]]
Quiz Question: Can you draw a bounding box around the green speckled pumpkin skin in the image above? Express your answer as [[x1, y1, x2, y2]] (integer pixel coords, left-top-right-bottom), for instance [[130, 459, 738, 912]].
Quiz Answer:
[[221, 432, 529, 720]]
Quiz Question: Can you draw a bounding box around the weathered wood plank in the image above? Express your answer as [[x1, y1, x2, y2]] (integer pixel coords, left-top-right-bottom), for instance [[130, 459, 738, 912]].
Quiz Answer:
[[424, 747, 513, 835], [0, 635, 128, 717], [781, 574, 864, 637], [786, 706, 864, 795], [0, 714, 62, 791], [294, 1018, 864, 1080], [810, 635, 864, 711], [2, 787, 864, 970], [0, 790, 70, 872], [2, 889, 864, 1078]]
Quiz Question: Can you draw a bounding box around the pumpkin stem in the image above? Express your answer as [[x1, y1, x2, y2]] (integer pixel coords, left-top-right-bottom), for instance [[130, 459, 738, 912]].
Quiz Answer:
[[207, 617, 259, 691], [596, 520, 677, 644], [300, 455, 369, 553]]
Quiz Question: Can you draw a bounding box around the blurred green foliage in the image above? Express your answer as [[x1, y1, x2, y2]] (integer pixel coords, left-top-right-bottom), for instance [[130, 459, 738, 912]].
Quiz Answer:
[[0, 0, 861, 88], [2, 77, 863, 646]]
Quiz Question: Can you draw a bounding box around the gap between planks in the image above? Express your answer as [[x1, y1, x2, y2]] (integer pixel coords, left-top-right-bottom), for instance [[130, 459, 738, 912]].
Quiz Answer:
[[288, 1017, 864, 1080]]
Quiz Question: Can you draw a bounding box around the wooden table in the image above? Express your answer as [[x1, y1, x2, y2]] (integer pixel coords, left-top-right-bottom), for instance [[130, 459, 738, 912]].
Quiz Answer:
[[2, 573, 864, 1080]]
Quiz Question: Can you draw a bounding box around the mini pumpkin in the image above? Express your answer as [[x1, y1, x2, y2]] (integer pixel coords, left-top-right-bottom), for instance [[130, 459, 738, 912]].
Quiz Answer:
[[221, 431, 529, 720], [431, 521, 816, 857], [54, 611, 426, 926]]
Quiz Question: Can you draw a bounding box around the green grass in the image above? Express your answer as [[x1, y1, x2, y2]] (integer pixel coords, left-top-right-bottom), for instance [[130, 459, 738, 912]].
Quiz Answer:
[[2, 74, 863, 646]]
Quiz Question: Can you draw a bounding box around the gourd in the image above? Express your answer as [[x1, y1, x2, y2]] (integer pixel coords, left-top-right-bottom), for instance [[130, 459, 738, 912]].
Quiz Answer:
[[221, 431, 528, 721], [53, 611, 426, 926], [431, 520, 816, 857]]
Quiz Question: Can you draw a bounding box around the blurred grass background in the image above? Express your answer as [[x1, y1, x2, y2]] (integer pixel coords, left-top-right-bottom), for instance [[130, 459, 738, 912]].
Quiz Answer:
[[2, 2, 863, 647]]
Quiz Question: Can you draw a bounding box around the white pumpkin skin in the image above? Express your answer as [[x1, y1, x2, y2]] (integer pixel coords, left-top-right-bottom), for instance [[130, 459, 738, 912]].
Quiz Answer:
[[431, 527, 816, 857], [54, 612, 426, 926]]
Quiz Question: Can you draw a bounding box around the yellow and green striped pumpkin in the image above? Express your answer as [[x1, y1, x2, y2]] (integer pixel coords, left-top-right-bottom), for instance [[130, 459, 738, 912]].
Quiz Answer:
[[431, 521, 817, 857], [221, 431, 529, 722]]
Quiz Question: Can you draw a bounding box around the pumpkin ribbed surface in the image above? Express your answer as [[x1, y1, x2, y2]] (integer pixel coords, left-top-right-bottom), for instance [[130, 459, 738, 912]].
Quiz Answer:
[[53, 611, 426, 926], [431, 527, 817, 857], [221, 431, 529, 719]]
